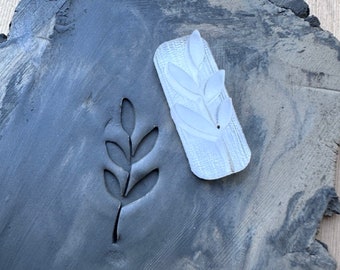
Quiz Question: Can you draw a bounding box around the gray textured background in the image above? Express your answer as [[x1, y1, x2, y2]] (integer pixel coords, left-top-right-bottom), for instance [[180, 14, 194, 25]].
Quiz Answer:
[[0, 0, 340, 269]]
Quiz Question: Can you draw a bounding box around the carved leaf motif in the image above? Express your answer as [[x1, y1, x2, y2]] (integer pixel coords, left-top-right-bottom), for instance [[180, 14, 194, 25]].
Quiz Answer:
[[205, 70, 225, 102], [121, 98, 135, 136], [168, 62, 198, 92], [104, 98, 161, 242], [133, 127, 159, 162], [104, 168, 159, 206], [104, 170, 122, 200], [105, 141, 129, 172], [188, 29, 205, 69], [174, 104, 217, 133], [104, 124, 130, 159], [217, 97, 233, 129], [126, 169, 159, 202]]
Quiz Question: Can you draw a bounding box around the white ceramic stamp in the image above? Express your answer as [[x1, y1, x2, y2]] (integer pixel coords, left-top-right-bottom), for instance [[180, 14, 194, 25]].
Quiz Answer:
[[154, 30, 251, 180]]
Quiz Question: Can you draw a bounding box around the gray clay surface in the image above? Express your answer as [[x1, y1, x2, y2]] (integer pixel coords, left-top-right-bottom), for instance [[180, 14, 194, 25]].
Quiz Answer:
[[0, 0, 340, 269]]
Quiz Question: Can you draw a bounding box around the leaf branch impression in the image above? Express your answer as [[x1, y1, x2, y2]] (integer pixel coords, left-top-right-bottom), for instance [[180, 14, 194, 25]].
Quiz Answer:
[[104, 98, 159, 243]]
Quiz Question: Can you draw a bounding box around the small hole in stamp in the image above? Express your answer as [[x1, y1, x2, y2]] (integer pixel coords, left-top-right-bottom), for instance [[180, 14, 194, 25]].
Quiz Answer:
[[217, 125, 220, 129]]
